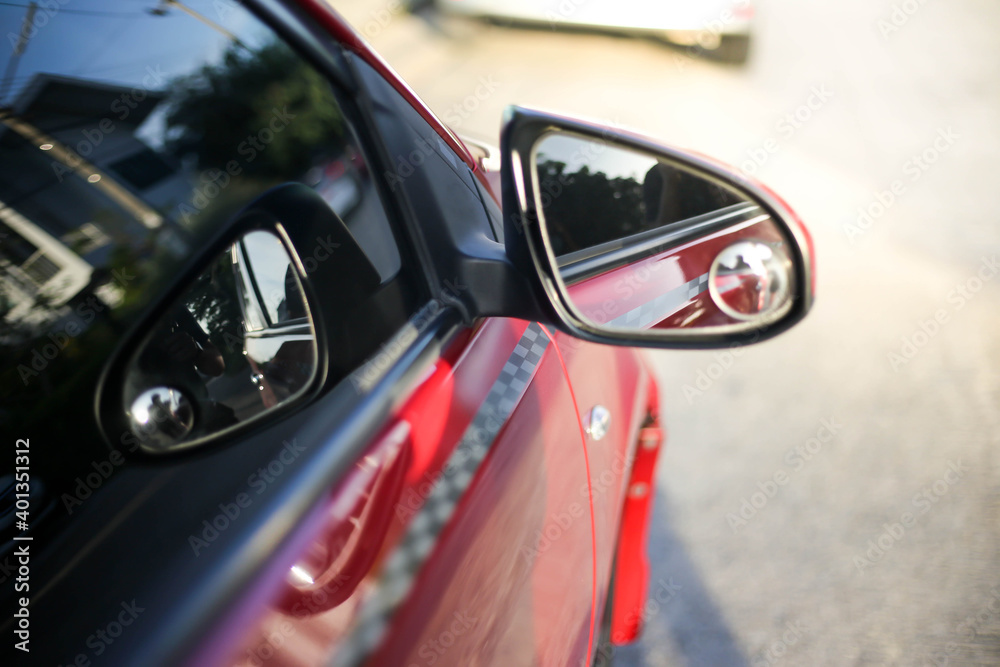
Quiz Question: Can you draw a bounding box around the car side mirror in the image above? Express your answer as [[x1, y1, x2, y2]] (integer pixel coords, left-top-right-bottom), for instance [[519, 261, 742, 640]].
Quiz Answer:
[[100, 184, 384, 454], [500, 107, 814, 349], [121, 229, 320, 453]]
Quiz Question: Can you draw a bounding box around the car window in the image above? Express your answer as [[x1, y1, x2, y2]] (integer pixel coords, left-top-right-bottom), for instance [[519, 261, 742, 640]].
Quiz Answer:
[[0, 2, 412, 530]]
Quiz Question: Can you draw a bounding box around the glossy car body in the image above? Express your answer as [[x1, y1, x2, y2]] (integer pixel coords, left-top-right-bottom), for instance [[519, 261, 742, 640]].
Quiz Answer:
[[0, 1, 807, 665]]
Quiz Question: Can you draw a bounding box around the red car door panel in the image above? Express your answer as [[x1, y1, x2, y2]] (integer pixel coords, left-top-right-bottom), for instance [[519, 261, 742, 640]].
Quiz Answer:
[[557, 333, 649, 545], [222, 318, 601, 666]]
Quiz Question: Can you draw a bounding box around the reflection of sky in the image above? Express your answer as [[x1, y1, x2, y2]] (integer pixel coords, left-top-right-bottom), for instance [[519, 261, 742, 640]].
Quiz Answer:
[[241, 230, 292, 323], [0, 1, 269, 112], [536, 133, 658, 182]]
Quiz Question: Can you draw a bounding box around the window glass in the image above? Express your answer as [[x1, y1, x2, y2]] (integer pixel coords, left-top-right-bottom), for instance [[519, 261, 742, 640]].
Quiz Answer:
[[0, 1, 407, 532]]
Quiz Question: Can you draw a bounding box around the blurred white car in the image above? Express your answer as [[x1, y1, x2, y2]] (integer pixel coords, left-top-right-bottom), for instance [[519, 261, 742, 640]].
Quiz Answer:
[[436, 0, 754, 62]]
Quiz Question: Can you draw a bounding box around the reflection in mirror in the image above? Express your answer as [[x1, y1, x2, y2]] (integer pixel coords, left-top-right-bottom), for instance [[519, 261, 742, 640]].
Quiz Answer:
[[532, 133, 795, 333], [709, 241, 792, 321], [124, 230, 317, 452]]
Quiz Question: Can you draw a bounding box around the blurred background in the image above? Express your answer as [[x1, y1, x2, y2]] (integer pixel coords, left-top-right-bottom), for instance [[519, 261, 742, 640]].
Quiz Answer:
[[331, 0, 1000, 664]]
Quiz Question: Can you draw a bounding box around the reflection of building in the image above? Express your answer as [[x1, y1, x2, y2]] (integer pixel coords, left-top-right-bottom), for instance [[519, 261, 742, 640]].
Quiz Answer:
[[0, 200, 93, 326], [0, 74, 189, 331]]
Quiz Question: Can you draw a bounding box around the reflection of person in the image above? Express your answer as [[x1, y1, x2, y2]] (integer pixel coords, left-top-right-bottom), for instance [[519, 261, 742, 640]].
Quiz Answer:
[[149, 392, 190, 440], [164, 307, 225, 377], [279, 264, 307, 321], [140, 301, 236, 433]]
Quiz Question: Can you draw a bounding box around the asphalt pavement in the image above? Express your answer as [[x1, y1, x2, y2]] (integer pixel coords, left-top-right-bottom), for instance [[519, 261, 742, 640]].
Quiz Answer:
[[332, 1, 1000, 664]]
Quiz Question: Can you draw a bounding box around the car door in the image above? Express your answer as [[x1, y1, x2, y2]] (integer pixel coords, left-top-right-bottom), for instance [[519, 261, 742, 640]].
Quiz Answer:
[[0, 3, 602, 666], [220, 317, 600, 667], [195, 5, 608, 665]]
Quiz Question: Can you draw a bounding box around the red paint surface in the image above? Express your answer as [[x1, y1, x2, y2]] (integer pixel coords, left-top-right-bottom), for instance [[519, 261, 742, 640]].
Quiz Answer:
[[567, 216, 789, 330], [539, 323, 598, 667], [219, 317, 658, 665], [551, 331, 654, 648], [610, 376, 662, 644]]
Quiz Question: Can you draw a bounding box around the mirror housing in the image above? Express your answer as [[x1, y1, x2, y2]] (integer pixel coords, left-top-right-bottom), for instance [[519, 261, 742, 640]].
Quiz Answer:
[[500, 106, 815, 349], [98, 184, 386, 454]]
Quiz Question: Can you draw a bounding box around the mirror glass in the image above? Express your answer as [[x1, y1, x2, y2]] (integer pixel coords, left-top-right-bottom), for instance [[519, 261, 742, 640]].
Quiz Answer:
[[533, 133, 795, 333], [124, 230, 317, 452]]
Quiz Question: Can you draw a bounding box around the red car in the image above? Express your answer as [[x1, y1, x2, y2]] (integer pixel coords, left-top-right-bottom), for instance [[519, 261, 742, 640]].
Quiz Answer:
[[0, 1, 813, 665]]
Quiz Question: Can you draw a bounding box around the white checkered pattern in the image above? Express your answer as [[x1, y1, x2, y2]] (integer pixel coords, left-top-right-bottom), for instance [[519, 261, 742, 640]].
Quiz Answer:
[[609, 272, 709, 329], [330, 322, 550, 667]]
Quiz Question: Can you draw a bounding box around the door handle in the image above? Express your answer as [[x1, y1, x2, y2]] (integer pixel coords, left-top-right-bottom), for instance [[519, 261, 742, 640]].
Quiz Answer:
[[277, 421, 411, 614]]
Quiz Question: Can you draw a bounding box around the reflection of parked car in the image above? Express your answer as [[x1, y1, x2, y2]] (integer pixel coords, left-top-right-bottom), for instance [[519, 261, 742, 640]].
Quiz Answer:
[[436, 0, 754, 62], [308, 156, 363, 218]]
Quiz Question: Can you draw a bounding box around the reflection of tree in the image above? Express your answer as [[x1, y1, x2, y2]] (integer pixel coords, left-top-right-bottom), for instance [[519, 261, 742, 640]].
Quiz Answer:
[[538, 159, 745, 256], [538, 160, 645, 255], [181, 251, 245, 373], [165, 41, 347, 179]]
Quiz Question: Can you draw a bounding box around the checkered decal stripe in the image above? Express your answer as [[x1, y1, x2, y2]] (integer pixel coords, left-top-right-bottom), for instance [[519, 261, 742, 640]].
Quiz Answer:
[[330, 322, 551, 667], [608, 272, 709, 329]]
